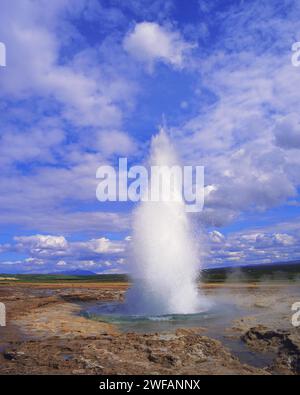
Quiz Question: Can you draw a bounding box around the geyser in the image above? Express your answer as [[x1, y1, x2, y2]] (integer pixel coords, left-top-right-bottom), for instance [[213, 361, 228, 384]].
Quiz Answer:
[[126, 128, 205, 315]]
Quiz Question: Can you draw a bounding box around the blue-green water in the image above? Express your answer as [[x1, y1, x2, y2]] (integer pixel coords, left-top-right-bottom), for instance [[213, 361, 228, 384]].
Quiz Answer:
[[81, 300, 236, 333], [80, 300, 275, 369]]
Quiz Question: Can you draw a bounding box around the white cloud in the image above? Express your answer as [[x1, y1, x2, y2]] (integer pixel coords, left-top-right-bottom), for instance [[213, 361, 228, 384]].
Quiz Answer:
[[209, 230, 225, 243], [73, 237, 125, 254], [207, 227, 300, 267], [173, 51, 300, 226], [0, 0, 134, 128], [78, 260, 97, 267], [1, 0, 300, 273], [0, 231, 131, 273], [180, 101, 188, 109], [0, 1, 144, 241], [0, 123, 64, 168], [96, 130, 137, 156], [15, 235, 68, 255], [25, 257, 45, 265], [273, 233, 295, 246], [123, 22, 194, 70], [100, 267, 126, 274], [273, 114, 300, 150], [11, 234, 129, 264]]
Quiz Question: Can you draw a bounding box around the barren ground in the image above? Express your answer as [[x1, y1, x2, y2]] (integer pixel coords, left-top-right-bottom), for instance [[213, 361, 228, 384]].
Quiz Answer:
[[0, 281, 299, 375]]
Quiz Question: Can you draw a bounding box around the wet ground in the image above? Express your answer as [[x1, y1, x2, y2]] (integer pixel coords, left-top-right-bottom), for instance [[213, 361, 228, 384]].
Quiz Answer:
[[0, 281, 299, 374], [81, 283, 300, 369]]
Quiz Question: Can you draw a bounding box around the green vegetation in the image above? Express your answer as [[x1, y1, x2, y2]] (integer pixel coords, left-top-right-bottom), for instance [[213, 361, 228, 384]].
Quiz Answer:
[[0, 273, 129, 283], [1, 261, 300, 284], [201, 261, 300, 283]]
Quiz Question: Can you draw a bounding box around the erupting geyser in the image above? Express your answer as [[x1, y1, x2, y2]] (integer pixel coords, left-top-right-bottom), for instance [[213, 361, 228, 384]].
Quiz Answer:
[[126, 128, 204, 315]]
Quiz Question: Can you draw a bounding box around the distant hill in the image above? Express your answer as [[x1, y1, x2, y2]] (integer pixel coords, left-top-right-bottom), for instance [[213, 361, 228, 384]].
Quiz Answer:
[[0, 273, 129, 283], [1, 260, 300, 284], [202, 260, 300, 282], [50, 270, 97, 276]]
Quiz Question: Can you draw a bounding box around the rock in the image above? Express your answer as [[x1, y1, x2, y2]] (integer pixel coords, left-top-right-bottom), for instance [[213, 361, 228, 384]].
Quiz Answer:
[[241, 325, 288, 349], [148, 351, 181, 367], [72, 369, 85, 374], [242, 326, 300, 374], [0, 283, 273, 375], [4, 351, 17, 360]]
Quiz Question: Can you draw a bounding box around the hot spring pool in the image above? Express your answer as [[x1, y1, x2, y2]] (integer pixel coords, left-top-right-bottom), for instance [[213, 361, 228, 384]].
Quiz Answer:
[[79, 300, 276, 369], [80, 300, 239, 334]]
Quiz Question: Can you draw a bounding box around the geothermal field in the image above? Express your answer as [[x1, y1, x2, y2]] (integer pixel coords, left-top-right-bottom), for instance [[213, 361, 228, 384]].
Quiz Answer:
[[1, 131, 300, 375], [2, 0, 300, 384], [0, 279, 299, 375]]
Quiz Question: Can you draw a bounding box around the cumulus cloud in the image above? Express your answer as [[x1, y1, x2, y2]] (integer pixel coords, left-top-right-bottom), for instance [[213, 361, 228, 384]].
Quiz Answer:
[[254, 233, 296, 247], [0, 123, 65, 168], [123, 22, 194, 70], [273, 114, 300, 150], [0, 234, 130, 273], [96, 130, 138, 156], [0, 0, 127, 128], [1, 0, 300, 273], [159, 0, 300, 231], [0, 0, 140, 238], [207, 227, 300, 267], [24, 257, 45, 266], [14, 234, 126, 258], [15, 235, 68, 255], [56, 260, 67, 266], [209, 230, 225, 243]]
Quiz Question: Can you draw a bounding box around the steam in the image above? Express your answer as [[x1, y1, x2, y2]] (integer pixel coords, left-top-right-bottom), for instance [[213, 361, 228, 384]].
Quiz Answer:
[[126, 128, 205, 315]]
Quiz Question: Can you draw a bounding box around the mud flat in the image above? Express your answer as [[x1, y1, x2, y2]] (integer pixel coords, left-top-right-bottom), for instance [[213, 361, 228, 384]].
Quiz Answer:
[[0, 282, 299, 375]]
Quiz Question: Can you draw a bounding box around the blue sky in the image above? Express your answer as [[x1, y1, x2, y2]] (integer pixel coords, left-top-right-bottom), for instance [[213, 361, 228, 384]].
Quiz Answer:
[[1, 0, 300, 273]]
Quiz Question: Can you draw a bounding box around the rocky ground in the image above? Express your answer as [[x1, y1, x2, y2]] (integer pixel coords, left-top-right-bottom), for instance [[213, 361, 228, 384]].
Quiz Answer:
[[242, 326, 300, 374], [0, 282, 299, 375]]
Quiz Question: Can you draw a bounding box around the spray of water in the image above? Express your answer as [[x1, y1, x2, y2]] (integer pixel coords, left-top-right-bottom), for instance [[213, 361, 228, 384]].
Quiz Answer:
[[126, 128, 205, 315]]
